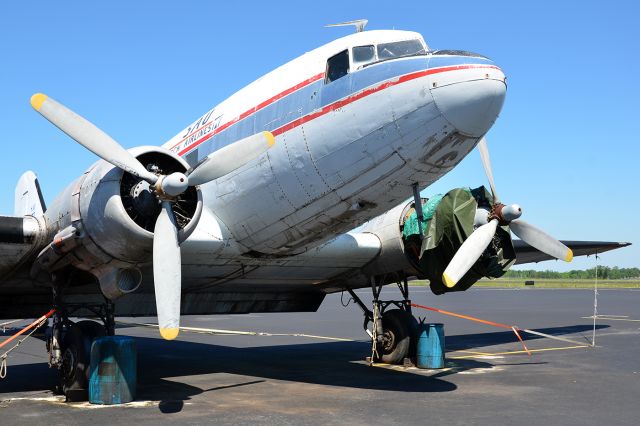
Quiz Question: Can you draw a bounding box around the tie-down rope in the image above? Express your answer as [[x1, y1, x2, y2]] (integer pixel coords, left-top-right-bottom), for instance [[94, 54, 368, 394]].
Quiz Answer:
[[0, 309, 56, 378], [411, 302, 589, 356]]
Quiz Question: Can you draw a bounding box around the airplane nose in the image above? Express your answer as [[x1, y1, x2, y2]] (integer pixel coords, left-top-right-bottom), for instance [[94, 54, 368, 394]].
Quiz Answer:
[[430, 67, 507, 137]]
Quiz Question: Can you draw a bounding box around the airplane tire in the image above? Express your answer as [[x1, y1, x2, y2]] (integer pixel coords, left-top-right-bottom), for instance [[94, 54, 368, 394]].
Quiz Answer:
[[59, 320, 105, 402], [376, 309, 414, 364]]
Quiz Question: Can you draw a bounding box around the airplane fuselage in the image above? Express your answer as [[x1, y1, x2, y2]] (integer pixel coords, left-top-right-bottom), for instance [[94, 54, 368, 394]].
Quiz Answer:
[[0, 29, 507, 318], [163, 30, 506, 258]]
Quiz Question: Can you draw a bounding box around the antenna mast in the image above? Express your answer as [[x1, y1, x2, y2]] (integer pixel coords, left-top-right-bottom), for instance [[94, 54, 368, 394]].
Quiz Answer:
[[325, 19, 368, 33]]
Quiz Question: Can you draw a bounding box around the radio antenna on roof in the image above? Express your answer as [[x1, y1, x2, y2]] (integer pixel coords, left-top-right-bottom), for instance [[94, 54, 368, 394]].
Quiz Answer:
[[325, 19, 368, 33]]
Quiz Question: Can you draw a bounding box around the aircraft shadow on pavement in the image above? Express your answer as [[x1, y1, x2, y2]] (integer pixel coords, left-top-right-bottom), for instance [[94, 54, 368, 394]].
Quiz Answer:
[[1, 324, 607, 412], [0, 337, 473, 408], [445, 324, 609, 351]]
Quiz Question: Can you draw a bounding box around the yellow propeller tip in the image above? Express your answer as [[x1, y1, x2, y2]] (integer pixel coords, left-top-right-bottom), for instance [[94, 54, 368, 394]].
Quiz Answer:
[[263, 131, 275, 147], [30, 93, 48, 111], [442, 273, 456, 288], [160, 327, 179, 340], [564, 249, 574, 262]]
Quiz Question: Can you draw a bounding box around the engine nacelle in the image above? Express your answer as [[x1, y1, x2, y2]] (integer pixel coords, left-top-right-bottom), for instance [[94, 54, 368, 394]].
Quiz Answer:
[[362, 186, 516, 294], [39, 146, 202, 298]]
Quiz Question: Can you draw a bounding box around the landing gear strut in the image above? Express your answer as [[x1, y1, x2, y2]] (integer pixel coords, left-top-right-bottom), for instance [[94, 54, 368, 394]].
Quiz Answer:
[[346, 273, 417, 364], [47, 285, 116, 401]]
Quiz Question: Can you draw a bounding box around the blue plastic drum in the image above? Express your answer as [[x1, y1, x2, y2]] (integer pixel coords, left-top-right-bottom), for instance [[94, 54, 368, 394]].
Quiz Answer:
[[416, 323, 445, 369], [89, 336, 137, 404]]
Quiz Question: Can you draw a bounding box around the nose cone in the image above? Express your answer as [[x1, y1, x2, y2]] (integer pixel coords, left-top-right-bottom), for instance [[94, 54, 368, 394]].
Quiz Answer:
[[430, 67, 506, 137]]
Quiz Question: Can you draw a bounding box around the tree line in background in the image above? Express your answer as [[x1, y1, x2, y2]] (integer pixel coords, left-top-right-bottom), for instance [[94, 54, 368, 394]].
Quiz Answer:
[[504, 267, 640, 280]]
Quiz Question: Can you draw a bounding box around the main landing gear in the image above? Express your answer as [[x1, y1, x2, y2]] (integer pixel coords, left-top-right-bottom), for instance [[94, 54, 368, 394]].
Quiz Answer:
[[47, 286, 116, 401], [346, 274, 418, 364]]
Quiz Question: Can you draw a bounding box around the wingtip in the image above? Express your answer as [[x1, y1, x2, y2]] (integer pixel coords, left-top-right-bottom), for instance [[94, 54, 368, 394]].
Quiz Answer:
[[442, 273, 456, 288], [30, 93, 48, 111], [160, 327, 179, 340]]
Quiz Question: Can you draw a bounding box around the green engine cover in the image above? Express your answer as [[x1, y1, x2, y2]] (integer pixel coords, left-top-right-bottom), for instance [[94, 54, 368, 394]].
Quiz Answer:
[[402, 186, 516, 295]]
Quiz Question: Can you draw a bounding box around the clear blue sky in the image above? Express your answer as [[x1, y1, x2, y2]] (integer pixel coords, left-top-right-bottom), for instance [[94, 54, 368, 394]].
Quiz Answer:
[[1, 1, 637, 271]]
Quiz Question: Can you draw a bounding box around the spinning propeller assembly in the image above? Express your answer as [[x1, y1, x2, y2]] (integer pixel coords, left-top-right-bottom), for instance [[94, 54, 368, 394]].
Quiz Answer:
[[442, 137, 573, 288], [31, 93, 275, 340]]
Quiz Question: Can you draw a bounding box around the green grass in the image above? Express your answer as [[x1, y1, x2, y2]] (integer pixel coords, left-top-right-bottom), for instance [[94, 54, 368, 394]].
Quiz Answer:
[[409, 278, 640, 289]]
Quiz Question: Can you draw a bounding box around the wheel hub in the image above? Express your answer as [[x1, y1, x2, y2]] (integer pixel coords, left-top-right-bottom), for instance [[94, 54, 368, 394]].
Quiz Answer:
[[382, 329, 396, 352], [61, 347, 76, 382]]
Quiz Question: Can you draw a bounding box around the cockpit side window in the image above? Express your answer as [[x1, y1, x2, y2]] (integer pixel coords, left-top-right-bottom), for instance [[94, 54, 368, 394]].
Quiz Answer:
[[377, 39, 426, 60], [325, 49, 349, 83], [352, 45, 375, 69]]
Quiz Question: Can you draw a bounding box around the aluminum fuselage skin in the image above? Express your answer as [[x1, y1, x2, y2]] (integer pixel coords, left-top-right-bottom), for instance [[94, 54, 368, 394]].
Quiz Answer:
[[165, 30, 505, 262], [0, 30, 507, 317]]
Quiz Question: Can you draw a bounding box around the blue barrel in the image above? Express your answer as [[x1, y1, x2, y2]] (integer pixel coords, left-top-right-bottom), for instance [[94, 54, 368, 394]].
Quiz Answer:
[[89, 336, 137, 404], [416, 323, 445, 369]]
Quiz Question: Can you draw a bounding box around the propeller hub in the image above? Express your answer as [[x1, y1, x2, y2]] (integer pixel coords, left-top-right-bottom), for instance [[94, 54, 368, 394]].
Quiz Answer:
[[155, 172, 189, 198], [491, 203, 522, 224], [501, 204, 522, 222]]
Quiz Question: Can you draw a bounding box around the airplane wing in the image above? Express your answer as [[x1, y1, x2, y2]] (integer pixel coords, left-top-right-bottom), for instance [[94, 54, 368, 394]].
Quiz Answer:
[[513, 240, 631, 265], [0, 216, 47, 279], [0, 171, 47, 280]]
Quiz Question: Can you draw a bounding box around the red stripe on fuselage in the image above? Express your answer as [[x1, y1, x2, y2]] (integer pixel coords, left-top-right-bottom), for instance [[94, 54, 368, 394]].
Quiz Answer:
[[171, 72, 325, 153], [272, 64, 499, 136], [176, 64, 499, 156]]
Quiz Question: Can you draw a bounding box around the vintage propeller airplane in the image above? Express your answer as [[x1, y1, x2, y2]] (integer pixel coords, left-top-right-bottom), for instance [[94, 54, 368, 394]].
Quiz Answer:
[[0, 22, 629, 400]]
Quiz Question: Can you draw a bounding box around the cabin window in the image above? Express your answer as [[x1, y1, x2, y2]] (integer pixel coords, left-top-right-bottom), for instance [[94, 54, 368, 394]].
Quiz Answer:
[[377, 39, 425, 60], [352, 45, 375, 69], [325, 49, 349, 83]]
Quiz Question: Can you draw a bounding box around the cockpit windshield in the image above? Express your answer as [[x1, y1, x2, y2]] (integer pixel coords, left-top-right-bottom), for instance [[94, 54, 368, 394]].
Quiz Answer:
[[377, 39, 426, 60], [350, 39, 427, 70]]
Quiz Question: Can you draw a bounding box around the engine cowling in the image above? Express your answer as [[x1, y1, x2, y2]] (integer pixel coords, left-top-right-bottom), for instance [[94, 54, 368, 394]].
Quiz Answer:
[[39, 146, 202, 298], [362, 186, 516, 294]]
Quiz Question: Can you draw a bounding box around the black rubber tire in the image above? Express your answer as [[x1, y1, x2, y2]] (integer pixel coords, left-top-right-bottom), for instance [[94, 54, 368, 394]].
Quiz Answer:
[[376, 309, 415, 364], [60, 320, 105, 402]]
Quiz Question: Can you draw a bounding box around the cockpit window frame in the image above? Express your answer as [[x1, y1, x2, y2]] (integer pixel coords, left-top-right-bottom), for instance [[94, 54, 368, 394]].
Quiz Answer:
[[352, 44, 377, 70], [325, 49, 350, 84], [352, 38, 429, 71], [377, 39, 427, 61]]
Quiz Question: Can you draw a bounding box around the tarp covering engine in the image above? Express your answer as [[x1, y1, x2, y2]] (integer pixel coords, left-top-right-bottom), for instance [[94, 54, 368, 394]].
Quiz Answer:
[[402, 186, 516, 295]]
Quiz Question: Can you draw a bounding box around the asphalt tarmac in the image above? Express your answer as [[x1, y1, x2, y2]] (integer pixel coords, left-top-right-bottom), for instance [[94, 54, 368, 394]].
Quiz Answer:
[[1, 287, 638, 425]]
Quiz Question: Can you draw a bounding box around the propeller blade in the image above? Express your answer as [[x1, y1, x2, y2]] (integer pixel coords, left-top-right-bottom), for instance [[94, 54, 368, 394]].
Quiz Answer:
[[187, 131, 275, 185], [30, 93, 158, 184], [510, 220, 573, 262], [443, 219, 499, 288], [477, 137, 499, 203], [152, 201, 182, 340]]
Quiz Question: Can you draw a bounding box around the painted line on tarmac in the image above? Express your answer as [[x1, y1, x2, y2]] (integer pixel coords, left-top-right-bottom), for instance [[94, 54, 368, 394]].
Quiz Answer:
[[590, 315, 628, 318], [448, 345, 590, 359], [582, 316, 640, 322], [449, 349, 494, 356], [117, 321, 354, 342]]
